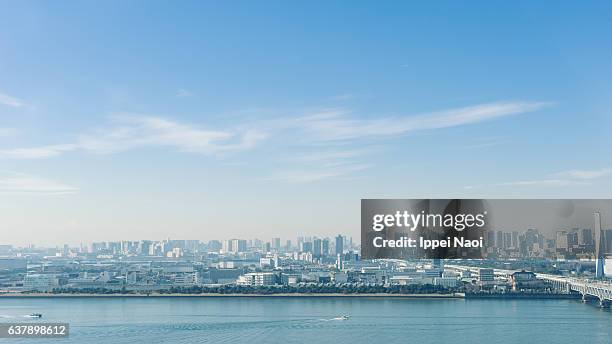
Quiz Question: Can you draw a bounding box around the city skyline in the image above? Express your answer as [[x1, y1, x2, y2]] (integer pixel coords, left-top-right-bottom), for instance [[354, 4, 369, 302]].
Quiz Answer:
[[2, 2, 612, 245]]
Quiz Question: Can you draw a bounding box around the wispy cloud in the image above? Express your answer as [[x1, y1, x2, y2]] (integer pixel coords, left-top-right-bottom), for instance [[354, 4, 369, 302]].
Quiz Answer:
[[0, 144, 77, 159], [553, 168, 612, 180], [0, 92, 24, 108], [293, 101, 551, 141], [450, 136, 508, 150], [267, 163, 370, 183], [476, 167, 612, 189], [495, 179, 585, 187], [0, 173, 78, 195], [0, 115, 266, 159], [0, 101, 549, 184], [291, 149, 370, 165]]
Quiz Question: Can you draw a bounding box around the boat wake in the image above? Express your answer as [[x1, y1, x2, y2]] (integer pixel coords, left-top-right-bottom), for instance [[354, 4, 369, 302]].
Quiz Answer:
[[319, 315, 349, 321]]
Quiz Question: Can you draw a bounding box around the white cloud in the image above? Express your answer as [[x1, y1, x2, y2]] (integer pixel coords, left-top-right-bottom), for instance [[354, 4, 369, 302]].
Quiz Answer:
[[0, 173, 77, 195], [0, 100, 547, 164], [484, 167, 611, 189], [268, 163, 370, 183], [291, 149, 369, 165], [495, 179, 585, 187], [294, 101, 550, 141], [0, 92, 24, 108], [0, 144, 77, 159], [553, 168, 612, 180], [0, 115, 266, 159]]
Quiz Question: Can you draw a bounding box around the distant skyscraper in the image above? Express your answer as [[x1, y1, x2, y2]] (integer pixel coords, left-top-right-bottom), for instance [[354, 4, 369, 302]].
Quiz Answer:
[[605, 229, 612, 255], [322, 239, 330, 257], [313, 238, 322, 258], [594, 212, 605, 279], [223, 239, 247, 253], [273, 238, 281, 251], [579, 228, 593, 246], [556, 231, 569, 251], [503, 232, 512, 249], [302, 241, 313, 253], [222, 240, 233, 253], [335, 235, 344, 255], [486, 231, 496, 247], [208, 240, 222, 252], [139, 240, 152, 256], [496, 231, 504, 248]]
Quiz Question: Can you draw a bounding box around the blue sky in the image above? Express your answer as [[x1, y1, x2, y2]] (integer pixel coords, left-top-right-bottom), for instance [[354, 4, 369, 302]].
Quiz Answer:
[[1, 1, 611, 245]]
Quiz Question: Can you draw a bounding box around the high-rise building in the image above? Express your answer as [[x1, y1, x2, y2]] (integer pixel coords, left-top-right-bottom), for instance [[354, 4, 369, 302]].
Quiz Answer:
[[273, 238, 281, 251], [486, 231, 496, 247], [594, 212, 605, 279], [322, 239, 330, 257], [139, 240, 153, 256], [223, 239, 247, 254], [496, 231, 504, 248], [222, 240, 233, 253], [503, 232, 512, 249], [579, 228, 593, 246], [302, 241, 313, 253], [335, 235, 344, 255], [556, 231, 569, 251], [313, 238, 322, 258], [208, 240, 222, 252], [232, 239, 247, 253], [567, 230, 579, 249]]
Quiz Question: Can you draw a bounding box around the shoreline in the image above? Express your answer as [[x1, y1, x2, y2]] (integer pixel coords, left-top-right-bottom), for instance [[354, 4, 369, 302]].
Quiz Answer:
[[0, 293, 462, 299], [0, 292, 579, 299]]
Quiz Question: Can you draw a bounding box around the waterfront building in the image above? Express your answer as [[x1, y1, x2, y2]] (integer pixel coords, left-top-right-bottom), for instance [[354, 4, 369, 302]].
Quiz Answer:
[[509, 270, 542, 291], [434, 277, 459, 288], [23, 274, 59, 292], [479, 268, 495, 283], [236, 272, 277, 286]]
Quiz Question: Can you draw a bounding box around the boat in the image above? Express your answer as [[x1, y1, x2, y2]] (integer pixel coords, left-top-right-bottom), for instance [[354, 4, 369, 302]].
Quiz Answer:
[[28, 313, 42, 318], [333, 315, 349, 320]]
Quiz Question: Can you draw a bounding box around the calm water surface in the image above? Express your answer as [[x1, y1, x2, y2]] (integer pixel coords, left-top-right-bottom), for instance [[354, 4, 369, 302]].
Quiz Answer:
[[0, 297, 610, 343]]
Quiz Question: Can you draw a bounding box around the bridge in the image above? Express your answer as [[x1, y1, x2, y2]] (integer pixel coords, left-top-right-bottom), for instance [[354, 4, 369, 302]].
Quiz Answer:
[[446, 264, 612, 307], [536, 273, 612, 307]]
